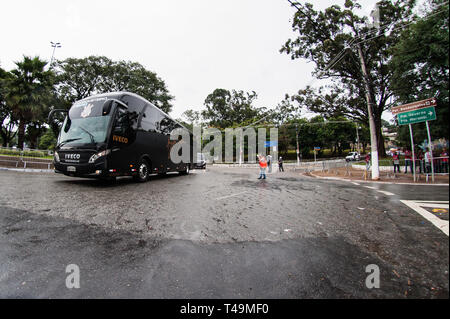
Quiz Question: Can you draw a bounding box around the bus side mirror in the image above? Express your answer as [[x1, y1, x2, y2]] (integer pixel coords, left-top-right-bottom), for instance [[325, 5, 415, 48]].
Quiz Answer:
[[103, 100, 114, 115], [63, 117, 71, 133], [48, 109, 68, 123]]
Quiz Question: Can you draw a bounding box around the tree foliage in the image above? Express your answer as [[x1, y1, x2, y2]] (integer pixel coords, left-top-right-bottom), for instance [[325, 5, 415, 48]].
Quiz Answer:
[[55, 56, 174, 113], [281, 0, 416, 155], [0, 65, 17, 146], [181, 109, 201, 126], [390, 0, 449, 146], [4, 56, 55, 149], [201, 89, 265, 128]]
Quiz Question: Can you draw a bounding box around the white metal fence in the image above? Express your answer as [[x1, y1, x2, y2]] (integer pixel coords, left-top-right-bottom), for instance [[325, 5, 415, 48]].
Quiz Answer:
[[0, 146, 54, 169], [350, 157, 449, 182]]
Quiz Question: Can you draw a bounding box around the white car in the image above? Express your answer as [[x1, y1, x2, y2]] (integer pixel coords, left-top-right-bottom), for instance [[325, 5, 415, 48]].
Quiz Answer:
[[345, 152, 361, 162]]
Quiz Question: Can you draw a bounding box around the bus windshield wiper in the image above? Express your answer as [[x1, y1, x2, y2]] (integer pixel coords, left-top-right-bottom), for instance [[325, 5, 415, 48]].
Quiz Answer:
[[58, 138, 81, 147], [79, 126, 95, 144]]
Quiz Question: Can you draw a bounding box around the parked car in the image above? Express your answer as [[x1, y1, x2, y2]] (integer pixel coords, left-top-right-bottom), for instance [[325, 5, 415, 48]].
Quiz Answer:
[[345, 152, 361, 162], [194, 153, 207, 169]]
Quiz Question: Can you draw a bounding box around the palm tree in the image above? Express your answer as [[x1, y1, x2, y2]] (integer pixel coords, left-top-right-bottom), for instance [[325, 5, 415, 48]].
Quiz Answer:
[[5, 56, 54, 149]]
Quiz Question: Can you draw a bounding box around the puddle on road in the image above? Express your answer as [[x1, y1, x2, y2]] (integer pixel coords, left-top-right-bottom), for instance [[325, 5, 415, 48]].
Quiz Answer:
[[277, 177, 300, 182], [230, 179, 281, 191]]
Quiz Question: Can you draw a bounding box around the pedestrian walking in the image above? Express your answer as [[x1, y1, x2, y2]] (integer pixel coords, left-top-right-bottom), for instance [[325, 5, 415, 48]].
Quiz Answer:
[[392, 152, 400, 174], [267, 154, 272, 173], [440, 148, 449, 173], [278, 156, 284, 172], [404, 148, 413, 174], [257, 154, 267, 179]]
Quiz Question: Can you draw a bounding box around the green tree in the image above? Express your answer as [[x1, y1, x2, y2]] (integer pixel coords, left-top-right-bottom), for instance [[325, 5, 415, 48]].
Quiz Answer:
[[38, 128, 57, 150], [281, 0, 416, 158], [181, 109, 201, 126], [270, 94, 304, 125], [5, 56, 54, 149], [201, 89, 264, 128], [55, 56, 174, 113], [0, 66, 17, 147], [390, 0, 449, 145]]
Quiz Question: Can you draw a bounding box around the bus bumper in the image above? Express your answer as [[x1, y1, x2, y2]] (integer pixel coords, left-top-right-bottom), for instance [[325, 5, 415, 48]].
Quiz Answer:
[[54, 161, 109, 178]]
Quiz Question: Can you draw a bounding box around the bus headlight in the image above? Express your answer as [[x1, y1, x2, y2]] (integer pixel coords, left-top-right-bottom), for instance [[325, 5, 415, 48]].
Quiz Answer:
[[54, 152, 60, 162], [89, 149, 111, 163]]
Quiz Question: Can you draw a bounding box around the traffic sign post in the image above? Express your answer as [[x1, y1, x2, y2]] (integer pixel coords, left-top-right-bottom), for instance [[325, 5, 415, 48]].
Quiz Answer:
[[426, 121, 435, 182], [397, 106, 436, 125], [408, 124, 417, 182], [313, 147, 320, 162], [391, 97, 437, 115], [264, 141, 278, 147], [392, 97, 438, 182]]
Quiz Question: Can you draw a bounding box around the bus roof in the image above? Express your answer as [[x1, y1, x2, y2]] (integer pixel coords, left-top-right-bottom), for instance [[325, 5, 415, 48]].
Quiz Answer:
[[76, 92, 191, 133]]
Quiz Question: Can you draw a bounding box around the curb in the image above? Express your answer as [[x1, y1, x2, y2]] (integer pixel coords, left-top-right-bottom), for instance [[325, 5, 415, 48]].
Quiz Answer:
[[0, 167, 53, 173], [308, 171, 449, 186]]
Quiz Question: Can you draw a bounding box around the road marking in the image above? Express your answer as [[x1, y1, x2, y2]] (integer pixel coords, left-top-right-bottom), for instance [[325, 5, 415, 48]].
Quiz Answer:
[[377, 190, 395, 196], [352, 182, 360, 185], [400, 200, 449, 236], [216, 191, 248, 201], [414, 203, 449, 209], [364, 186, 395, 196]]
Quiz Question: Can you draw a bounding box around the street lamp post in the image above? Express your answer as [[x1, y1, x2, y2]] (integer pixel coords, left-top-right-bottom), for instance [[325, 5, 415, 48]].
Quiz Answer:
[[295, 124, 300, 166], [50, 41, 61, 68], [356, 125, 361, 154]]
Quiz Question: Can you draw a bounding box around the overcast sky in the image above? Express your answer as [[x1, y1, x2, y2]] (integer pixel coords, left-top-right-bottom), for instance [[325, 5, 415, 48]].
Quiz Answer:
[[1, 0, 384, 120]]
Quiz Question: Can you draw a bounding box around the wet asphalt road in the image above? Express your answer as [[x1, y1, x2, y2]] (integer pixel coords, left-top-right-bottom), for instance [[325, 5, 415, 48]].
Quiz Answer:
[[0, 167, 448, 298]]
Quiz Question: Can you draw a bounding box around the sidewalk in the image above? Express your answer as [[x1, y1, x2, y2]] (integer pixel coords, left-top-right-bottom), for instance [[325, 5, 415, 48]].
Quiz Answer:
[[309, 166, 449, 185]]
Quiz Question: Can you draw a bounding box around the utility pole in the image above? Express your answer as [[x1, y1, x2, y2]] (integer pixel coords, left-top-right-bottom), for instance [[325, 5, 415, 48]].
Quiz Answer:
[[356, 125, 360, 154], [356, 43, 380, 180], [295, 124, 300, 165], [50, 41, 61, 68], [239, 129, 243, 166]]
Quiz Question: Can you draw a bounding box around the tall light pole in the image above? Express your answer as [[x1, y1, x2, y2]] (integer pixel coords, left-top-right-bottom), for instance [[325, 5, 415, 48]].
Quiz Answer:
[[50, 41, 61, 68], [356, 125, 361, 154], [295, 124, 300, 165]]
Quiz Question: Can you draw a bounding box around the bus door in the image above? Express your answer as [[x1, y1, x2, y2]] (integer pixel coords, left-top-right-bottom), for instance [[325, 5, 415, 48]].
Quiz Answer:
[[109, 107, 135, 172]]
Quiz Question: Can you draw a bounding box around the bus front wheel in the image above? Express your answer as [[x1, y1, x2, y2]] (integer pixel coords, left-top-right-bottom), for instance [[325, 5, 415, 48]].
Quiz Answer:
[[134, 159, 150, 182]]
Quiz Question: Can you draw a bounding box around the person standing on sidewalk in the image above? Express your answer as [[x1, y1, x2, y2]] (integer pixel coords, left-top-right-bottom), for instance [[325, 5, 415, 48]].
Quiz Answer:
[[393, 152, 400, 174], [417, 149, 424, 174], [267, 154, 272, 173], [278, 156, 284, 172], [404, 148, 413, 174], [257, 154, 267, 179], [440, 148, 449, 173], [424, 148, 432, 173], [365, 153, 371, 171]]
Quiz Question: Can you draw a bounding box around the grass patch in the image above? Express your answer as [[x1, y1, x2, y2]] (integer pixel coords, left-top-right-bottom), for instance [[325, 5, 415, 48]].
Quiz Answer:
[[0, 149, 52, 159]]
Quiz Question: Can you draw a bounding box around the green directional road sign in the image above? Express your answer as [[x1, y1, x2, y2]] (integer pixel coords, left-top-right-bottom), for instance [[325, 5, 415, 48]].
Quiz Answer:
[[397, 106, 436, 125]]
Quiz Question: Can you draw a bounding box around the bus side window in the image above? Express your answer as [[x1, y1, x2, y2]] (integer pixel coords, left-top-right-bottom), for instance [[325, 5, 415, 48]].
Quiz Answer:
[[141, 106, 159, 132], [159, 117, 172, 135], [121, 95, 144, 129]]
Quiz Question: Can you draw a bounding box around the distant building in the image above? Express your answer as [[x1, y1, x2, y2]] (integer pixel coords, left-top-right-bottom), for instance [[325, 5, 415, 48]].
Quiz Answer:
[[382, 127, 397, 150]]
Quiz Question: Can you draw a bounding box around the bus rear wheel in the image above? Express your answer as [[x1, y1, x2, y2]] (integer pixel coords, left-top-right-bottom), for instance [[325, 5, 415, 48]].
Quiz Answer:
[[134, 159, 150, 182]]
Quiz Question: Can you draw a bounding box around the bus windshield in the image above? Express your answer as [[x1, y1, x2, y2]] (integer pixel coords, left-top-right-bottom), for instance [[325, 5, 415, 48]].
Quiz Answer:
[[58, 98, 111, 146]]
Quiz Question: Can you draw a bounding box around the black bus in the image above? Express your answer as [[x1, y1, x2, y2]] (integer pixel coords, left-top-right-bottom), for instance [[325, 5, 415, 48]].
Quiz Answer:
[[49, 92, 193, 182]]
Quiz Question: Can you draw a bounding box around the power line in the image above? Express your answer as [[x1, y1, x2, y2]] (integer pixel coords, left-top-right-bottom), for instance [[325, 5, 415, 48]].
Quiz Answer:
[[352, 7, 449, 46], [286, 0, 449, 73]]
